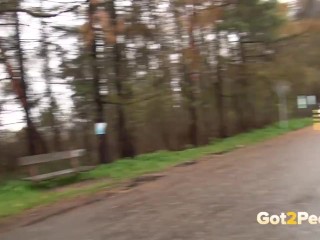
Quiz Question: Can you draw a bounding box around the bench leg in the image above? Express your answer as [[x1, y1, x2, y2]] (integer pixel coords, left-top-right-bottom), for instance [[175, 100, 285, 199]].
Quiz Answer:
[[28, 165, 38, 177], [71, 158, 80, 169]]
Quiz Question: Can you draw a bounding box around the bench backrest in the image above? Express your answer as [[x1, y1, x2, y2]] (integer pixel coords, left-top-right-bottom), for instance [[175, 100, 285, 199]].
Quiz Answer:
[[19, 149, 86, 166]]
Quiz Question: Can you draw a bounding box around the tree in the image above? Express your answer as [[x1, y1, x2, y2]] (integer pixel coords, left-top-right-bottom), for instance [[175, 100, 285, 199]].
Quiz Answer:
[[220, 0, 282, 131], [108, 0, 136, 158], [39, 0, 62, 151], [87, 0, 109, 164], [0, 1, 48, 155]]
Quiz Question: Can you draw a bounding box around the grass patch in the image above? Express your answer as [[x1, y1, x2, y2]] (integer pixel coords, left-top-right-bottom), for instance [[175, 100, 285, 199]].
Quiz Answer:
[[0, 118, 312, 219]]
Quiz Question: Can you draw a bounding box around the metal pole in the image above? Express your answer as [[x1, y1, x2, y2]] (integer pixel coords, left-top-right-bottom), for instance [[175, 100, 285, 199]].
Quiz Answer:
[[279, 94, 288, 128], [275, 82, 290, 129]]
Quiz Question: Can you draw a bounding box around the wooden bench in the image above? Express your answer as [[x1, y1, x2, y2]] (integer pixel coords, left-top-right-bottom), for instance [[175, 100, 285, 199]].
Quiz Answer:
[[18, 149, 95, 182]]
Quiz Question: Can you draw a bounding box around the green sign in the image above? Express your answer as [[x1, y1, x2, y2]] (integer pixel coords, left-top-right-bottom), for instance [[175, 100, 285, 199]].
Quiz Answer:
[[297, 96, 307, 109]]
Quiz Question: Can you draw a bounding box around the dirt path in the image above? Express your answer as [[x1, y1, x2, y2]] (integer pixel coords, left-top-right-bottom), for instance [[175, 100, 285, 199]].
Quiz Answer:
[[2, 127, 320, 240]]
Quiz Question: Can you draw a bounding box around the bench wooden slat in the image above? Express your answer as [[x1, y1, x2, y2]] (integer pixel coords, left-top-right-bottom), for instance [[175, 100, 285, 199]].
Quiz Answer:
[[22, 166, 96, 182], [19, 149, 86, 166], [78, 166, 96, 172], [23, 169, 78, 182]]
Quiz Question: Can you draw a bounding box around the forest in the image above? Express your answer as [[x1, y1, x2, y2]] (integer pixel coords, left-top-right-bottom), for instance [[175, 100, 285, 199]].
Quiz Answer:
[[0, 0, 320, 173]]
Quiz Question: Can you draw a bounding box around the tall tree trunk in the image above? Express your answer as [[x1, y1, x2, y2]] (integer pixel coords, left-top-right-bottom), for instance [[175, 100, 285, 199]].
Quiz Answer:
[[185, 3, 199, 146], [214, 30, 227, 138], [237, 36, 255, 131], [40, 0, 61, 151], [171, 0, 198, 147], [88, 0, 109, 164], [13, 9, 47, 155], [109, 1, 136, 158]]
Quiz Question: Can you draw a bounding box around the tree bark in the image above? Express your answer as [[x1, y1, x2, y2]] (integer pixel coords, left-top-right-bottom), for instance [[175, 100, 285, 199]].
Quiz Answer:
[[214, 30, 227, 138], [40, 0, 61, 151], [88, 0, 109, 164], [186, 2, 199, 146], [14, 9, 47, 155], [236, 36, 254, 131], [109, 1, 136, 158]]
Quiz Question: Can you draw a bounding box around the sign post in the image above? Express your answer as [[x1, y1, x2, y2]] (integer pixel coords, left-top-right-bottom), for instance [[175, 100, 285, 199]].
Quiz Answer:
[[275, 82, 290, 129], [94, 122, 108, 164]]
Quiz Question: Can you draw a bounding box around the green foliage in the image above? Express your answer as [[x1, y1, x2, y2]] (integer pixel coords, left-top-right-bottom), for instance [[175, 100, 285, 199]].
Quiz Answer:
[[220, 0, 283, 40]]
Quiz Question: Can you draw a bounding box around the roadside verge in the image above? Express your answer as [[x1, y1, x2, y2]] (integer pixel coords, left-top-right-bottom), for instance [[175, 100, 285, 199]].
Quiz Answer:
[[0, 118, 312, 221]]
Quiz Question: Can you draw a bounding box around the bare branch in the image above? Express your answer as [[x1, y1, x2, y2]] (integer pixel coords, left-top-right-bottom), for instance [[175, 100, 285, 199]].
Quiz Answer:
[[0, 4, 81, 18]]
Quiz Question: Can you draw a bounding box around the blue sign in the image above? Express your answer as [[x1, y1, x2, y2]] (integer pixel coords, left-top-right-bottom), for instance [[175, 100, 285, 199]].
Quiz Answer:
[[95, 123, 107, 135]]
